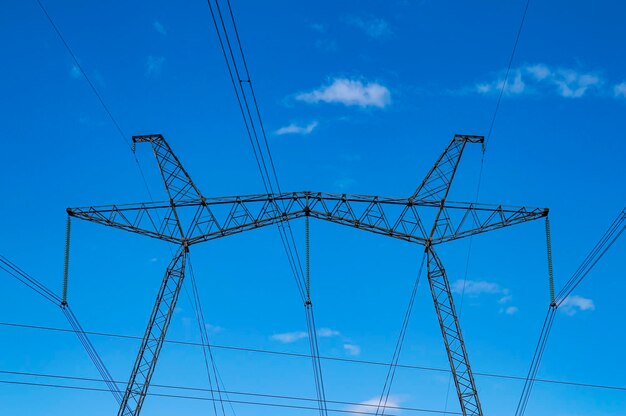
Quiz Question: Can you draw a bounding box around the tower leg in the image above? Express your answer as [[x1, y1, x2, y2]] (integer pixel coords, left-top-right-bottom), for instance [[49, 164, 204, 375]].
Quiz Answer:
[[426, 247, 482, 416], [118, 245, 188, 416]]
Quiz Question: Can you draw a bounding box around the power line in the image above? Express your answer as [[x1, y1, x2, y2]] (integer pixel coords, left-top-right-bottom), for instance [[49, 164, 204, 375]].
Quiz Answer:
[[2, 320, 625, 394], [204, 1, 327, 414], [485, 0, 531, 146], [0, 378, 459, 416], [35, 0, 156, 201]]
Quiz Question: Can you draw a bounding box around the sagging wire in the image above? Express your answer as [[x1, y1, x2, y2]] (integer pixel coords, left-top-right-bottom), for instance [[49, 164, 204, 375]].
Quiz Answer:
[[515, 207, 626, 415], [0, 241, 122, 404], [375, 252, 426, 416]]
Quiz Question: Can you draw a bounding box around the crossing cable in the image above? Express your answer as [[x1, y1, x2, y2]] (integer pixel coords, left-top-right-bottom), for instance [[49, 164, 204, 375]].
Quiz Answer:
[[186, 260, 227, 416], [204, 1, 326, 413], [0, 378, 460, 416], [0, 254, 122, 404], [3, 320, 626, 393], [375, 253, 426, 416], [0, 370, 462, 415], [515, 206, 626, 415], [204, 0, 307, 302], [35, 0, 156, 202], [443, 2, 532, 411], [304, 215, 329, 416]]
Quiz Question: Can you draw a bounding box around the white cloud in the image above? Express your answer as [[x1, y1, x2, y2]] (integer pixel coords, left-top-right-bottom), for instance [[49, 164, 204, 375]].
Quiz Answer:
[[498, 295, 513, 304], [503, 306, 519, 315], [205, 323, 223, 334], [70, 64, 81, 79], [347, 396, 402, 414], [296, 78, 391, 108], [317, 327, 341, 337], [343, 343, 361, 356], [613, 82, 626, 98], [275, 121, 318, 136], [153, 20, 167, 35], [553, 70, 602, 98], [451, 279, 505, 296], [310, 23, 326, 33], [348, 16, 393, 40], [560, 295, 595, 316], [334, 177, 356, 190], [271, 327, 340, 343], [473, 63, 604, 98], [271, 331, 308, 343], [149, 257, 158, 263], [145, 56, 165, 78], [453, 280, 520, 315]]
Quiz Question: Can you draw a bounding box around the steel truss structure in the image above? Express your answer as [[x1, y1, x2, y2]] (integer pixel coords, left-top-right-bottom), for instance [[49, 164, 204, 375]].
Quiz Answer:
[[67, 133, 548, 416]]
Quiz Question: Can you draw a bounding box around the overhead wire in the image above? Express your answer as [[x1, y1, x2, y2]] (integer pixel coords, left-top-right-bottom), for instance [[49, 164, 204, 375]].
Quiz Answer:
[[515, 206, 626, 415], [375, 253, 426, 416], [0, 377, 460, 416], [34, 1, 235, 410], [35, 0, 155, 201], [443, 2, 532, 411], [3, 320, 626, 394], [204, 1, 326, 414], [443, 1, 532, 412], [0, 254, 122, 403], [185, 260, 227, 416]]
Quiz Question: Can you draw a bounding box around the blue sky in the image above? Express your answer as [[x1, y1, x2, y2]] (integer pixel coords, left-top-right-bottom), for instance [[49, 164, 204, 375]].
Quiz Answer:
[[0, 1, 625, 415]]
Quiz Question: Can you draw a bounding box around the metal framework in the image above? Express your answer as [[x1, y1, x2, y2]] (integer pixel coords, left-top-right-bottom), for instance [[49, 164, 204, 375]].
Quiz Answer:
[[67, 133, 548, 416]]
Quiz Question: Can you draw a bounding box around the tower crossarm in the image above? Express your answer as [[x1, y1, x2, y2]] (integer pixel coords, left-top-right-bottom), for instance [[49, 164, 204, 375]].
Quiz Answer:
[[132, 134, 203, 201], [430, 202, 548, 245], [66, 200, 200, 244], [412, 134, 483, 201]]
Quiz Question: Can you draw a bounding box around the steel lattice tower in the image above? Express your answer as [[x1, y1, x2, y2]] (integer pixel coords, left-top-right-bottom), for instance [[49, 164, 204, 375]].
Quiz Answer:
[[67, 133, 548, 416]]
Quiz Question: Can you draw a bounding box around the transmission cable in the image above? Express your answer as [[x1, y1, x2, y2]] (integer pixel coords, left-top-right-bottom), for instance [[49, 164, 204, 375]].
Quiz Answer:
[[515, 206, 626, 415], [375, 253, 426, 416], [35, 0, 155, 201], [443, 1, 532, 412], [0, 254, 122, 403], [3, 320, 626, 393], [204, 1, 327, 414], [0, 378, 460, 416]]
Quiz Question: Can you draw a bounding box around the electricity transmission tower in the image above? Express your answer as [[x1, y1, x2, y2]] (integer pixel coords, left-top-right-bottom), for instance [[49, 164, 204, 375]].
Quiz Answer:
[[67, 133, 547, 416]]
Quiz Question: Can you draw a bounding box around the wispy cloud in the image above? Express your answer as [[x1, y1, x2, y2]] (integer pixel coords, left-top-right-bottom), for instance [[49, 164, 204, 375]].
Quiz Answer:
[[560, 295, 595, 316], [275, 121, 318, 136], [145, 56, 166, 78], [452, 279, 520, 314], [614, 82, 626, 98], [271, 327, 341, 343], [153, 20, 167, 36], [70, 64, 81, 79], [451, 279, 504, 296], [503, 306, 519, 315], [334, 177, 356, 190], [310, 23, 326, 33], [296, 78, 391, 108], [347, 396, 402, 414], [271, 331, 308, 343], [348, 16, 393, 40], [205, 323, 223, 334], [343, 343, 361, 356], [318, 328, 341, 337], [472, 63, 604, 98]]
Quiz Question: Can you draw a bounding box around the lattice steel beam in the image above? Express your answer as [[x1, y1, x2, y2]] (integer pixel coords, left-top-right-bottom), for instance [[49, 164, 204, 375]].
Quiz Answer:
[[67, 133, 548, 416]]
